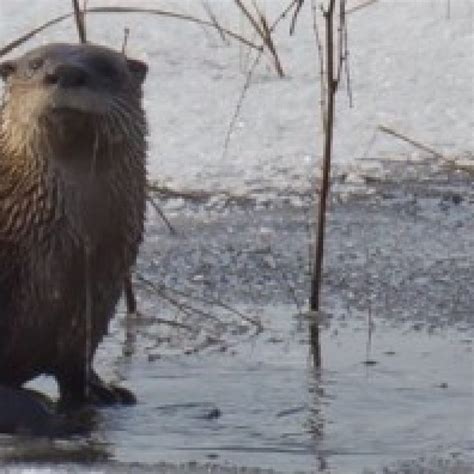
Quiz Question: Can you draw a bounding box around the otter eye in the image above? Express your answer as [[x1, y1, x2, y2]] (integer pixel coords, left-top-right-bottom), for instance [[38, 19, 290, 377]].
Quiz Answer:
[[28, 58, 44, 72], [25, 58, 44, 78]]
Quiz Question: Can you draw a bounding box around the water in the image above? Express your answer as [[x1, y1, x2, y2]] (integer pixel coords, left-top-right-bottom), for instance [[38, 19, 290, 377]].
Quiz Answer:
[[3, 306, 472, 473]]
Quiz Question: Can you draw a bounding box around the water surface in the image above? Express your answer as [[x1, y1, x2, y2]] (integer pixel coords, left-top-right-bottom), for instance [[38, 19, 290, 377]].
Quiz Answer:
[[3, 305, 472, 473]]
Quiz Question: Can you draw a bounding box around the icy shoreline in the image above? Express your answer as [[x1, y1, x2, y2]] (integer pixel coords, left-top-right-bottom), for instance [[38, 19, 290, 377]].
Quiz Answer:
[[0, 0, 472, 195]]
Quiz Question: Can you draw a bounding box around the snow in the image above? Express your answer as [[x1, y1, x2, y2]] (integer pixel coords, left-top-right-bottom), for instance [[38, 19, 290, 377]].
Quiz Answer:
[[0, 0, 472, 195]]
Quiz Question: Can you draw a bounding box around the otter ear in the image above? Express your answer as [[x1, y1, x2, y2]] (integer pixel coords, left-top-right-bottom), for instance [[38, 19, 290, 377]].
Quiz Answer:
[[0, 60, 16, 81], [127, 58, 147, 85]]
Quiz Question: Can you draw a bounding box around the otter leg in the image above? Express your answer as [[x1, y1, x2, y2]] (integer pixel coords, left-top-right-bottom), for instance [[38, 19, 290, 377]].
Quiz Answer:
[[57, 370, 136, 408]]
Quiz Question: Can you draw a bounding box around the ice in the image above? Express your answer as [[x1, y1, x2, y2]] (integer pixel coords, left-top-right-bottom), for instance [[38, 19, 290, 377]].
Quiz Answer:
[[0, 0, 472, 196]]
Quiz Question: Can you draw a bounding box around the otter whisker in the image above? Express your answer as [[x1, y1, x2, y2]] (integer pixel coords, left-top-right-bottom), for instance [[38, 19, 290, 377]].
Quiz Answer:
[[109, 102, 144, 149]]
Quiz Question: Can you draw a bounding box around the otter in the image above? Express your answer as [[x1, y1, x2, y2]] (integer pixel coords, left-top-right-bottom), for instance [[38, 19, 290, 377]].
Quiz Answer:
[[0, 43, 148, 420]]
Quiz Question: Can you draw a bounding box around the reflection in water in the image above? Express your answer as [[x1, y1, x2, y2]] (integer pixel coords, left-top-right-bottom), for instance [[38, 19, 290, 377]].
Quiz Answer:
[[0, 434, 111, 465], [0, 397, 110, 464], [309, 317, 322, 368], [1, 305, 472, 473], [306, 365, 328, 472]]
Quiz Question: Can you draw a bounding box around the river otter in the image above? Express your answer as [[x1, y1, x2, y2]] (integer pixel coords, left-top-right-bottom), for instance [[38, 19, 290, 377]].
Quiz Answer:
[[0, 43, 147, 413]]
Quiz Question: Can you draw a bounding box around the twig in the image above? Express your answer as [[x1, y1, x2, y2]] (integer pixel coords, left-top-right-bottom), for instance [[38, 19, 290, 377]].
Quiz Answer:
[[290, 0, 305, 35], [72, 0, 87, 43], [311, 0, 350, 314], [135, 272, 263, 332], [378, 125, 448, 161], [364, 249, 374, 364], [310, 0, 338, 313], [222, 0, 299, 159], [0, 7, 261, 59], [311, 0, 327, 135], [235, 0, 266, 45], [124, 275, 137, 314], [138, 279, 202, 324], [121, 28, 130, 54], [221, 50, 264, 160], [257, 10, 285, 77], [266, 255, 304, 314], [147, 182, 253, 207], [347, 0, 378, 15], [124, 194, 175, 316], [151, 317, 195, 331], [335, 0, 347, 87], [342, 2, 353, 107], [86, 6, 261, 52], [277, 0, 303, 25], [163, 283, 263, 330], [147, 195, 177, 234], [147, 182, 215, 201], [234, 0, 285, 77], [136, 275, 225, 328], [201, 1, 230, 45], [0, 13, 71, 57]]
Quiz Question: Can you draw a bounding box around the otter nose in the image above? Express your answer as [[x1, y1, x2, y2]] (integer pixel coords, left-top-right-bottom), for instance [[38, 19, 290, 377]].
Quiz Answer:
[[44, 64, 87, 88]]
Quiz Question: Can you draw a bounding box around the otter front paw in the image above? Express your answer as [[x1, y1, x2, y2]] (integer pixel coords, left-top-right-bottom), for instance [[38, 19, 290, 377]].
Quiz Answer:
[[87, 375, 137, 406], [59, 372, 136, 408]]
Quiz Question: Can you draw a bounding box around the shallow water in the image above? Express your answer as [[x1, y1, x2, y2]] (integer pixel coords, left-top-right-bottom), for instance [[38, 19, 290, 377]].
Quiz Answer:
[[3, 305, 473, 473]]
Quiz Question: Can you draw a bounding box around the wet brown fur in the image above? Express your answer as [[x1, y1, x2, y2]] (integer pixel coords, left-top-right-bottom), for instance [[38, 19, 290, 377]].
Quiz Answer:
[[0, 43, 147, 404]]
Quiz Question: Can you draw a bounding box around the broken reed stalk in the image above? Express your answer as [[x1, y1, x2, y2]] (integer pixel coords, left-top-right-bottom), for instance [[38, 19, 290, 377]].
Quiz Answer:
[[377, 125, 447, 161], [234, 0, 285, 77], [347, 0, 378, 15], [310, 0, 349, 365], [0, 7, 261, 59], [377, 125, 473, 173], [201, 1, 230, 45], [311, 0, 337, 312], [87, 7, 261, 52], [123, 193, 180, 314], [0, 14, 71, 57], [122, 28, 130, 54], [223, 0, 301, 158], [124, 276, 137, 314], [290, 0, 305, 35], [72, 0, 87, 43], [311, 0, 327, 135], [147, 195, 177, 235]]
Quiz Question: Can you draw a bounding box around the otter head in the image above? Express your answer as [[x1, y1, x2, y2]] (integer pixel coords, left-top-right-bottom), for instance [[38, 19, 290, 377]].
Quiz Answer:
[[0, 43, 147, 160]]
